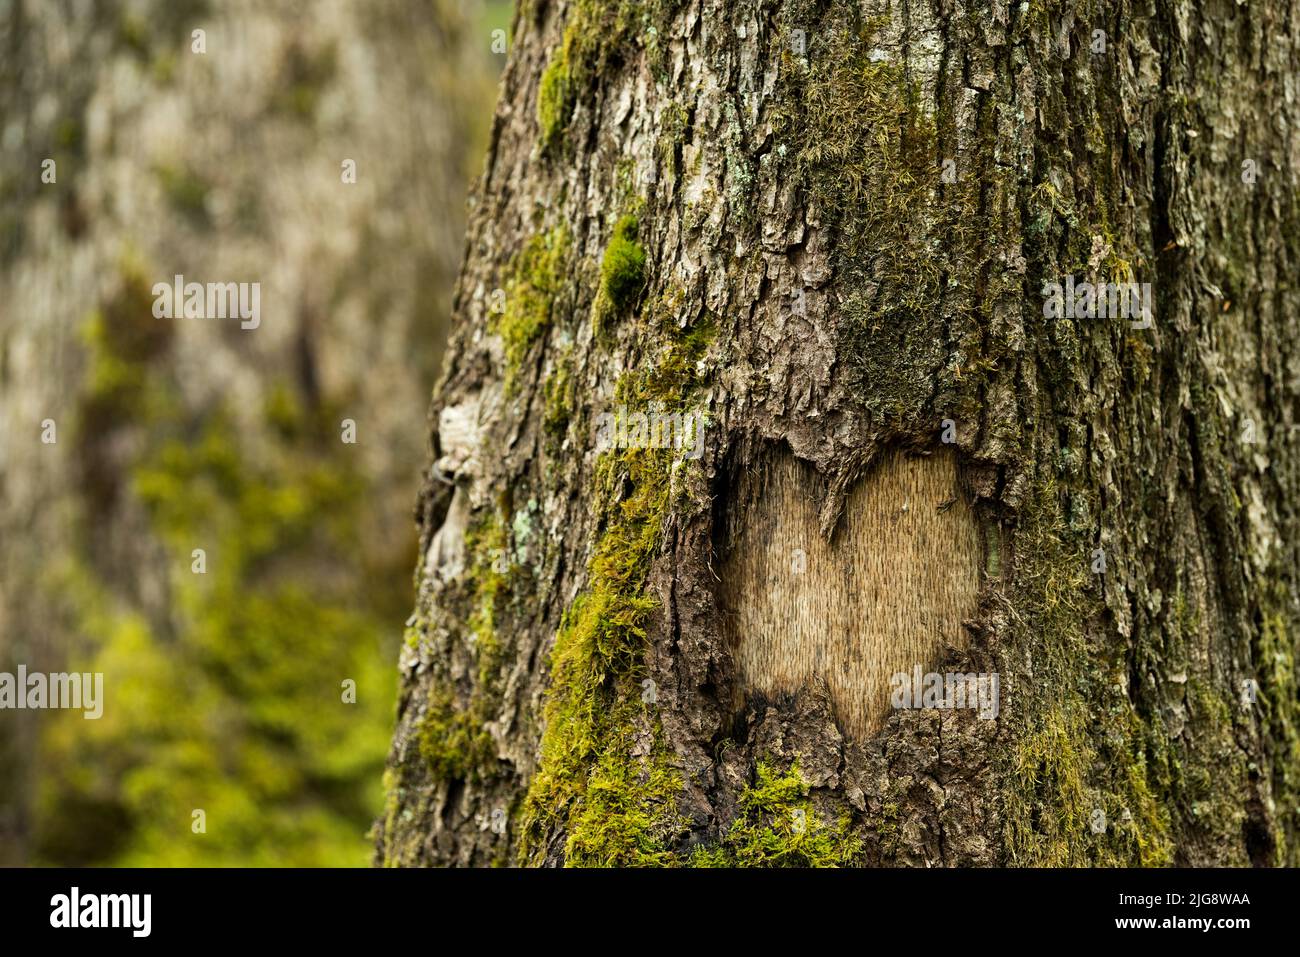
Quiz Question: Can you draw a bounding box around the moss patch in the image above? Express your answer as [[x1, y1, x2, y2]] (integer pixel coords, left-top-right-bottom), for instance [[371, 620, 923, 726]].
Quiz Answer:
[[777, 11, 1001, 427], [417, 686, 499, 783], [542, 350, 576, 439], [534, 0, 651, 151], [537, 43, 573, 150], [1001, 482, 1175, 866], [593, 213, 646, 332], [519, 305, 713, 865], [518, 443, 679, 864], [1259, 595, 1300, 861], [692, 762, 863, 867], [495, 226, 570, 387], [414, 508, 519, 785]]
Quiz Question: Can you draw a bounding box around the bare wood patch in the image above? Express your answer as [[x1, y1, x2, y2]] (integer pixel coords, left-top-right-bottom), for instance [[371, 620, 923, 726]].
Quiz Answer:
[[719, 449, 982, 738]]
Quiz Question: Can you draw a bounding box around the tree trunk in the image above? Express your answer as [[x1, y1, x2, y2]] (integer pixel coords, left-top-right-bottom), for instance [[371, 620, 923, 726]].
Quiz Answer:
[[377, 0, 1300, 867]]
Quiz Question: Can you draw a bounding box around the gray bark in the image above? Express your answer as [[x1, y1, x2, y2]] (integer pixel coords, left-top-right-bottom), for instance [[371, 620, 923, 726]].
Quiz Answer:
[[378, 0, 1300, 867]]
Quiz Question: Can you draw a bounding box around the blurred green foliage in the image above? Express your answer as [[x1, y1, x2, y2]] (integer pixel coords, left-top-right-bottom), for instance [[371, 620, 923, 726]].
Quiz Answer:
[[25, 0, 508, 868], [35, 272, 400, 866], [483, 0, 514, 38]]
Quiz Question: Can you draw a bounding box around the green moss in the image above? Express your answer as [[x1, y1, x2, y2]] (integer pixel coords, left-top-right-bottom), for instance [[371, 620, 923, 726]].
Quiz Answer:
[[1009, 704, 1172, 867], [402, 621, 422, 652], [518, 308, 717, 865], [417, 687, 498, 783], [537, 44, 573, 149], [778, 16, 974, 417], [872, 801, 901, 839], [542, 351, 575, 439], [1000, 482, 1174, 866], [465, 511, 512, 692], [263, 383, 304, 440], [631, 310, 714, 405], [562, 721, 683, 866], [693, 762, 861, 867], [411, 508, 519, 786], [534, 0, 650, 151], [495, 226, 570, 386], [519, 443, 679, 864], [594, 214, 646, 332], [377, 767, 404, 867], [1259, 600, 1300, 863]]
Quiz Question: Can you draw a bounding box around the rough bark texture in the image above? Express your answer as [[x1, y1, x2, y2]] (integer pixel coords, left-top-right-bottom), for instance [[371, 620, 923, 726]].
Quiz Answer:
[[378, 0, 1300, 867]]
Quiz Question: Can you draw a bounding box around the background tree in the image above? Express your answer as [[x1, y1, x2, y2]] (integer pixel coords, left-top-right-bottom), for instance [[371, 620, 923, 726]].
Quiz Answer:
[[0, 0, 502, 865], [378, 0, 1300, 867]]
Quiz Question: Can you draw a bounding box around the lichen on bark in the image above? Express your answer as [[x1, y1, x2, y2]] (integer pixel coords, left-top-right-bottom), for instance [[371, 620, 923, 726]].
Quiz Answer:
[[379, 0, 1300, 868]]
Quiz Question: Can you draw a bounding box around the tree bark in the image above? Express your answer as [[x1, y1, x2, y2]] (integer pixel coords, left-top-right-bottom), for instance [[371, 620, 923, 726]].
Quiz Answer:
[[377, 0, 1300, 867]]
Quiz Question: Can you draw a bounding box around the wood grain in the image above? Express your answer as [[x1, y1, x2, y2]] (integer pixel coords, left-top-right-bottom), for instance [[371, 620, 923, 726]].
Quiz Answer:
[[720, 449, 982, 737]]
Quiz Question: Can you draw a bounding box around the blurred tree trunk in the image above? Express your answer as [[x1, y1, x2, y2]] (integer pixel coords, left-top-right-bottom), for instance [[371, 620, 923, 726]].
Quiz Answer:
[[0, 0, 493, 865], [378, 0, 1300, 866]]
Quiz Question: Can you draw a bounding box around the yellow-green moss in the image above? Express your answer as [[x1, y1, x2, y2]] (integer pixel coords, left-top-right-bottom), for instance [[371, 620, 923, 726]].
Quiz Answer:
[[1001, 482, 1175, 866], [534, 0, 649, 151], [593, 214, 646, 332], [495, 226, 570, 386], [465, 511, 512, 692], [417, 686, 499, 783], [542, 351, 575, 439], [518, 307, 716, 865], [1259, 600, 1300, 863], [630, 312, 714, 406], [537, 43, 573, 149], [692, 762, 863, 867], [518, 444, 679, 864], [562, 720, 682, 866], [780, 15, 979, 415], [413, 508, 518, 785]]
